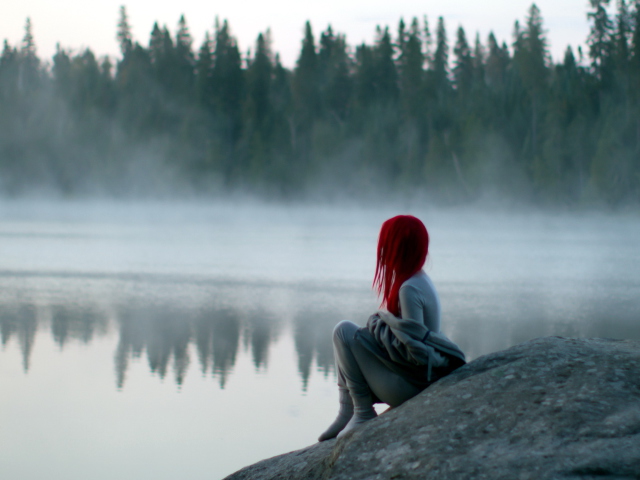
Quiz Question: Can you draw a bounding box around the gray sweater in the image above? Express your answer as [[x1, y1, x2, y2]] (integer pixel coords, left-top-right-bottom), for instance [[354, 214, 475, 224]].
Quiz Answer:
[[398, 270, 441, 333], [357, 270, 465, 389]]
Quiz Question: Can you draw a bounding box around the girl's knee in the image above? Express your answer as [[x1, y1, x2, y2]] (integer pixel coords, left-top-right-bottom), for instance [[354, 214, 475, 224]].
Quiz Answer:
[[333, 320, 359, 343]]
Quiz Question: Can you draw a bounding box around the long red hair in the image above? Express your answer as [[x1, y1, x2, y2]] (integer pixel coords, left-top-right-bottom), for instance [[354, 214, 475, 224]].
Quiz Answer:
[[373, 215, 429, 316]]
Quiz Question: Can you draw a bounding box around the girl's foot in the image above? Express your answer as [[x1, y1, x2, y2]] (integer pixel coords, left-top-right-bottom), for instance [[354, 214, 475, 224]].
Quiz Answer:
[[318, 389, 353, 441]]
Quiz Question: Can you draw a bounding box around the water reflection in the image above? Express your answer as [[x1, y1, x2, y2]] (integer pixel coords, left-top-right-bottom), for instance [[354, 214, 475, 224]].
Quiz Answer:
[[1, 303, 37, 371], [51, 304, 108, 347], [0, 282, 346, 389], [195, 306, 241, 388], [1, 275, 640, 390], [243, 310, 281, 371], [293, 308, 338, 391], [114, 302, 285, 389], [115, 303, 193, 388]]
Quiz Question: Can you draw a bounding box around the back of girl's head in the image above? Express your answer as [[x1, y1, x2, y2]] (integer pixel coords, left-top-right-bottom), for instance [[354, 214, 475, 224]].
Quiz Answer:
[[373, 215, 429, 315]]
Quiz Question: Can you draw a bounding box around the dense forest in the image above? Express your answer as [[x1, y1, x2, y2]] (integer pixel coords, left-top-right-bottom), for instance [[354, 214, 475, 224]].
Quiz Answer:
[[0, 1, 639, 204]]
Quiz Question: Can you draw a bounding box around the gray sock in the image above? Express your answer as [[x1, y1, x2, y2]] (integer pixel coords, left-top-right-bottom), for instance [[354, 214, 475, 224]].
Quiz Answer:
[[318, 389, 353, 442], [337, 396, 377, 438]]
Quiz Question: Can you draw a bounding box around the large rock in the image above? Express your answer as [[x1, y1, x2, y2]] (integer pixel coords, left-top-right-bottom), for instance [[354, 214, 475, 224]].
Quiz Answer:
[[225, 337, 640, 480]]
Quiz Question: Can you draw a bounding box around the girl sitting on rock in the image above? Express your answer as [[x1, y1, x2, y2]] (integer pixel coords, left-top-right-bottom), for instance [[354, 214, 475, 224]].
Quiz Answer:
[[319, 215, 465, 441]]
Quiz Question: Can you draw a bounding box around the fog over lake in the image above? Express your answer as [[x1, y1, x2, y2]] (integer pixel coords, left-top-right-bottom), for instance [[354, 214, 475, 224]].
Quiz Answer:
[[1, 199, 639, 479]]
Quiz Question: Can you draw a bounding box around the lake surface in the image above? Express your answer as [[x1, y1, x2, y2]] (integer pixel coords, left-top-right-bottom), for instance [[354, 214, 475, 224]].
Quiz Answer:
[[1, 200, 639, 479]]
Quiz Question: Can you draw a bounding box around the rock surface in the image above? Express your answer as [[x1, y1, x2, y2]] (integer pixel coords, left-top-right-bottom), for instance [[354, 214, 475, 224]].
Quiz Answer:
[[224, 337, 640, 480]]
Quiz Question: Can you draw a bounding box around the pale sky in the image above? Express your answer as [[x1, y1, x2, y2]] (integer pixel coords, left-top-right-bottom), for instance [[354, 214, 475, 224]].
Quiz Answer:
[[2, 0, 594, 67]]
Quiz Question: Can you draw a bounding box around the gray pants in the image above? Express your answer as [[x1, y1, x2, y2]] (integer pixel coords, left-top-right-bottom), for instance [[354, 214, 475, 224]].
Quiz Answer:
[[333, 320, 421, 407]]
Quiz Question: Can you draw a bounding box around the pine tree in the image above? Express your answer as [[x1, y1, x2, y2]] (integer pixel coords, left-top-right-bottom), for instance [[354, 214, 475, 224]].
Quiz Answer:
[[115, 36, 154, 136], [422, 16, 433, 65], [195, 32, 214, 109], [318, 25, 352, 122], [21, 18, 36, 58], [587, 0, 614, 81], [520, 4, 550, 90], [52, 44, 71, 91], [485, 31, 508, 90], [270, 53, 293, 170], [354, 43, 376, 110], [397, 18, 425, 119], [540, 45, 591, 201], [174, 15, 195, 99], [614, 0, 631, 68], [271, 53, 292, 117], [421, 17, 455, 190], [424, 15, 451, 136], [292, 21, 320, 127], [19, 17, 40, 92], [372, 26, 398, 104], [210, 19, 244, 179], [73, 50, 102, 112], [244, 31, 275, 181], [0, 41, 20, 106], [432, 17, 449, 90], [513, 4, 550, 162], [397, 19, 407, 57], [394, 18, 427, 185], [176, 15, 192, 51], [246, 32, 273, 128], [149, 22, 165, 66], [453, 26, 473, 93], [211, 19, 244, 121], [473, 33, 486, 88], [611, 0, 632, 99], [148, 23, 183, 111], [116, 6, 133, 57], [97, 56, 116, 114]]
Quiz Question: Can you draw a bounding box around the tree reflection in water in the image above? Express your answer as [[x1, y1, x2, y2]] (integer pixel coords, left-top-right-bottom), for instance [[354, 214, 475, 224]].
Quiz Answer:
[[1, 304, 38, 371], [2, 277, 640, 390], [115, 303, 194, 388], [51, 304, 107, 348], [194, 306, 241, 388], [113, 302, 268, 389], [243, 310, 280, 372], [0, 293, 342, 390], [293, 308, 340, 391]]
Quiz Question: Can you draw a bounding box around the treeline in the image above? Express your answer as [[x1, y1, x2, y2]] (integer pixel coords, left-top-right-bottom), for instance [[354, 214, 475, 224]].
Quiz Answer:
[[0, 2, 639, 204]]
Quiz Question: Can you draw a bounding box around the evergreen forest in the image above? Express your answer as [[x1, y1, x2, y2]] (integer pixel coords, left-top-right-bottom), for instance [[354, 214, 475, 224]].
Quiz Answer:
[[1, 1, 639, 205]]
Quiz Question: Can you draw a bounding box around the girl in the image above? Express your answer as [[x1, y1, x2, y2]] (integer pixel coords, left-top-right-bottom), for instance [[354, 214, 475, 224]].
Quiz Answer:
[[319, 215, 465, 441]]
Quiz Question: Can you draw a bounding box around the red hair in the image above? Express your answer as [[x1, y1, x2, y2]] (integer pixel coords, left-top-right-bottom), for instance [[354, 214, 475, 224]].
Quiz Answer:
[[373, 215, 429, 316]]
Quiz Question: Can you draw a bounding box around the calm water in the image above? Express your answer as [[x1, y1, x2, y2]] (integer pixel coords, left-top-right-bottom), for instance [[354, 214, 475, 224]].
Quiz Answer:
[[1, 200, 639, 479]]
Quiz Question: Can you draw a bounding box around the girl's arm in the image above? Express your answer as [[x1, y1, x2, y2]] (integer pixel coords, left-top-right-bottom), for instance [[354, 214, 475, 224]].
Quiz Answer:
[[398, 285, 424, 324]]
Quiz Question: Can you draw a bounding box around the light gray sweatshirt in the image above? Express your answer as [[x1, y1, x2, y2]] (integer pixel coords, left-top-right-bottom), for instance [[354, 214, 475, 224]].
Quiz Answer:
[[398, 270, 441, 333], [357, 270, 465, 388]]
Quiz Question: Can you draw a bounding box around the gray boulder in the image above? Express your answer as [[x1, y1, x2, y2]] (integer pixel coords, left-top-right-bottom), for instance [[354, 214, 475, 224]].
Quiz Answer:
[[225, 337, 640, 479]]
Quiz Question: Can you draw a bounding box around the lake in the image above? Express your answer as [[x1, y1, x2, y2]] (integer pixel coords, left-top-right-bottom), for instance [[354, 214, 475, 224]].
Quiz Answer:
[[1, 199, 639, 479]]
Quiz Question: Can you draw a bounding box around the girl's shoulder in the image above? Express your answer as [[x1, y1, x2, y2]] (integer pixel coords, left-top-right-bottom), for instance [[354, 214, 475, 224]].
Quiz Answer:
[[401, 270, 430, 288], [403, 270, 439, 296], [401, 270, 434, 296]]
